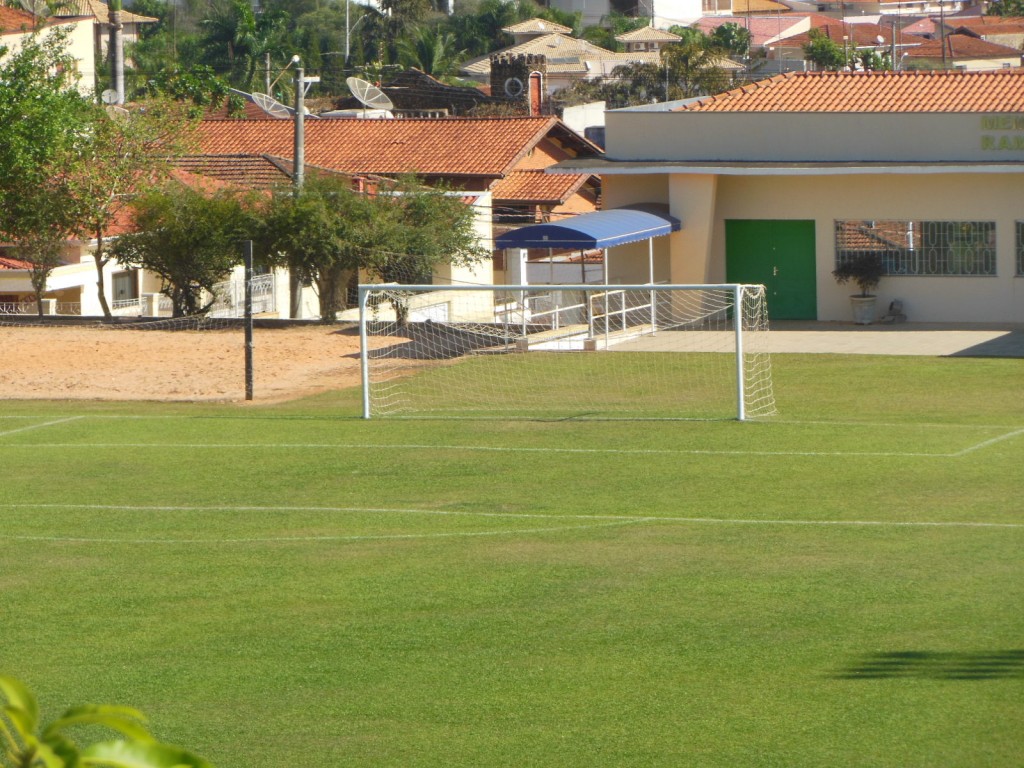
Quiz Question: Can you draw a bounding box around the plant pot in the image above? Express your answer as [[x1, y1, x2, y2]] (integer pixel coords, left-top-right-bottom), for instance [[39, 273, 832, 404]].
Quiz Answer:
[[850, 295, 877, 325]]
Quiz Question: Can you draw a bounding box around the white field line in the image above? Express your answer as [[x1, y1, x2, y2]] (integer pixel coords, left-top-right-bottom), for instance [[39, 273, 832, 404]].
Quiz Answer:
[[953, 428, 1024, 456], [0, 441, 968, 458], [0, 416, 84, 438], [1, 504, 1021, 547]]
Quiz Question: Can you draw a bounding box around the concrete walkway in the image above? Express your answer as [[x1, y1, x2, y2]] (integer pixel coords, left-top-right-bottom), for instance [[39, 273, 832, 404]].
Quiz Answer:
[[770, 322, 1024, 358]]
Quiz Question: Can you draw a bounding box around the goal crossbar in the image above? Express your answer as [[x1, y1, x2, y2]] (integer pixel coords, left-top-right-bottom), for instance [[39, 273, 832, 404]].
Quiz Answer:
[[359, 283, 776, 421]]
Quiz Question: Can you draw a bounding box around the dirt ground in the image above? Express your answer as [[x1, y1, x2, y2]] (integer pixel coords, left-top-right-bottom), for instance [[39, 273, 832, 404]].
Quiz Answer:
[[0, 323, 371, 403]]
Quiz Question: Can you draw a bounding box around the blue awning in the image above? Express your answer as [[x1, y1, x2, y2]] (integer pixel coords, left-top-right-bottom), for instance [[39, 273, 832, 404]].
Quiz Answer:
[[495, 204, 681, 250]]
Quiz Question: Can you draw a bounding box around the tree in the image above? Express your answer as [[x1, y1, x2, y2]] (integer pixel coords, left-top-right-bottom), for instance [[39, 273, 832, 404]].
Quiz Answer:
[[396, 25, 466, 79], [986, 0, 1024, 15], [262, 174, 377, 324], [661, 38, 729, 99], [263, 174, 485, 323], [66, 101, 200, 318], [200, 0, 290, 91], [0, 30, 94, 310], [0, 675, 214, 768], [112, 182, 260, 317], [803, 28, 847, 71], [710, 22, 751, 56]]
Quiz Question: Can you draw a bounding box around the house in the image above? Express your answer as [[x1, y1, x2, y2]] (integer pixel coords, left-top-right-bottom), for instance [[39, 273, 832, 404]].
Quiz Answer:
[[901, 33, 1022, 70], [548, 70, 1024, 323], [947, 15, 1024, 49], [193, 116, 603, 309], [0, 5, 96, 96], [779, 20, 924, 68], [52, 0, 157, 85], [544, 0, 705, 28], [460, 29, 662, 101], [616, 25, 683, 53]]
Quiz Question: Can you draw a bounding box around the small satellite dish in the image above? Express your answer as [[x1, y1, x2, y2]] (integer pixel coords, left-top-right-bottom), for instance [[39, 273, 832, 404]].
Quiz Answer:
[[346, 77, 394, 112], [18, 0, 49, 17], [101, 89, 118, 105], [251, 92, 293, 119]]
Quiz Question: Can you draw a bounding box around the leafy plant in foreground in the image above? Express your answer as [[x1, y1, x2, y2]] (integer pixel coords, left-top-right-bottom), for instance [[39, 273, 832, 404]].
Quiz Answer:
[[0, 675, 214, 768]]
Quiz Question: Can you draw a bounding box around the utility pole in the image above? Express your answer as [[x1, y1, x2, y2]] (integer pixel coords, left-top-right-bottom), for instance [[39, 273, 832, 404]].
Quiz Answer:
[[294, 62, 305, 190], [109, 0, 124, 104]]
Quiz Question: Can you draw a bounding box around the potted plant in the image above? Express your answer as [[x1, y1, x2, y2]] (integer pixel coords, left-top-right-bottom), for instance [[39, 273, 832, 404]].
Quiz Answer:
[[832, 253, 884, 324]]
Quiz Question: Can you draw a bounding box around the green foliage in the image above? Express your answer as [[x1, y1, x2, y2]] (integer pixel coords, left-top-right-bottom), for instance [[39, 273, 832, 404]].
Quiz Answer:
[[396, 25, 466, 79], [112, 182, 261, 317], [141, 65, 230, 111], [833, 252, 885, 296], [0, 675, 214, 767], [661, 38, 729, 99], [580, 12, 647, 51], [986, 0, 1024, 15], [263, 174, 484, 322], [0, 31, 93, 244], [709, 22, 750, 56], [803, 28, 847, 71], [200, 0, 291, 91]]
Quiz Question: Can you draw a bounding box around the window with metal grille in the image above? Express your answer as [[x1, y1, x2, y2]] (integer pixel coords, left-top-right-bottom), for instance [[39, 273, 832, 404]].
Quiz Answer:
[[835, 220, 996, 276], [1016, 222, 1024, 276]]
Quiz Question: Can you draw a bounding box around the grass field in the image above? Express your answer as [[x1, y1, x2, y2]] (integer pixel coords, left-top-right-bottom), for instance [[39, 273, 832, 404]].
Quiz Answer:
[[1, 353, 1022, 767]]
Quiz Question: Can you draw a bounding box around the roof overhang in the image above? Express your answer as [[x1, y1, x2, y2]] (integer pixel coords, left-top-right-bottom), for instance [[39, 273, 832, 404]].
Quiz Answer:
[[495, 204, 681, 250], [548, 158, 1024, 176]]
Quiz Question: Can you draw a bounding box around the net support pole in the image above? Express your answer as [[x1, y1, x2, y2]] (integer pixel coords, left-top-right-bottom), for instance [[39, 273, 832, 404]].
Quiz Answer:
[[243, 241, 254, 402], [648, 238, 657, 333], [734, 284, 746, 421], [359, 286, 371, 419]]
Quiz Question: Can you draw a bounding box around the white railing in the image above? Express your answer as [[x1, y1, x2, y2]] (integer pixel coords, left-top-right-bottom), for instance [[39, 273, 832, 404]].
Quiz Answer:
[[111, 298, 143, 316], [0, 302, 34, 315], [208, 274, 276, 318]]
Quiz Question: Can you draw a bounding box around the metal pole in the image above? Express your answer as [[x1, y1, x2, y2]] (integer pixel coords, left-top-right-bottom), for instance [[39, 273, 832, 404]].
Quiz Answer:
[[359, 286, 371, 419], [294, 65, 305, 189], [109, 0, 124, 104], [243, 241, 254, 401], [290, 60, 305, 319], [734, 284, 746, 421]]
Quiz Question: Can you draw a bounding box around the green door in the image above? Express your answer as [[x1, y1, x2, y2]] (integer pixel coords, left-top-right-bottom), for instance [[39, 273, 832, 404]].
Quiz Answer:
[[726, 220, 817, 320]]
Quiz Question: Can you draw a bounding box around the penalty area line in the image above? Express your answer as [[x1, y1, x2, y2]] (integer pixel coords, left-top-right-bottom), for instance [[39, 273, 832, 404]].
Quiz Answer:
[[954, 428, 1024, 456], [4, 441, 960, 458], [0, 416, 84, 438], [2, 503, 1022, 530]]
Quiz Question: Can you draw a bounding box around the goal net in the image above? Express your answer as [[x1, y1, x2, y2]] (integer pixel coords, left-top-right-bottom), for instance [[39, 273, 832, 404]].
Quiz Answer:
[[359, 283, 776, 421]]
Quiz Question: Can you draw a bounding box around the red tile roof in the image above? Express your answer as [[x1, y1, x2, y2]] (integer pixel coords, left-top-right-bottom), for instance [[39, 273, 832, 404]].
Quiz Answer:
[[904, 33, 1023, 60], [0, 6, 35, 32], [952, 15, 1024, 35], [490, 169, 594, 204], [679, 70, 1024, 112], [174, 155, 296, 188], [0, 254, 33, 270], [197, 117, 597, 179], [783, 22, 917, 47]]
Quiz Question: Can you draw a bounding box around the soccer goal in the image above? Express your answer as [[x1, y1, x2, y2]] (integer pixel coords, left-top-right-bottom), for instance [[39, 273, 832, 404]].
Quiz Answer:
[[359, 283, 776, 421]]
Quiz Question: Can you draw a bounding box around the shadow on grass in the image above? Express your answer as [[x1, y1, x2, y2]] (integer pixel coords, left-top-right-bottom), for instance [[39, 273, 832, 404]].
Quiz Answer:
[[836, 650, 1024, 680]]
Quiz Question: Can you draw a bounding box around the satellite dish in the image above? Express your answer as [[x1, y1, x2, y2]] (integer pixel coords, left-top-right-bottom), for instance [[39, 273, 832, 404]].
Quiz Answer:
[[346, 77, 394, 113], [101, 89, 118, 105], [18, 0, 48, 17], [251, 92, 293, 119]]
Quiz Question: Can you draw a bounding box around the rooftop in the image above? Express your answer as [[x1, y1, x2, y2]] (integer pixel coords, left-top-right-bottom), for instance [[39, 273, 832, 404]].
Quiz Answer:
[[615, 26, 682, 43], [490, 169, 595, 204], [197, 117, 600, 179], [54, 0, 157, 23], [904, 33, 1024, 59], [678, 70, 1024, 112], [502, 18, 573, 36]]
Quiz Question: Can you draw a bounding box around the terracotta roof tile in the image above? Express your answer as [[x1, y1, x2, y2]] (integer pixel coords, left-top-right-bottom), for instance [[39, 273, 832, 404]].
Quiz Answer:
[[0, 6, 35, 32], [490, 169, 593, 204], [503, 18, 573, 35], [197, 117, 581, 179], [175, 155, 295, 188], [0, 254, 32, 270], [54, 0, 157, 23], [904, 33, 1023, 60], [678, 70, 1024, 112], [615, 26, 681, 43], [733, 0, 791, 12], [461, 34, 625, 76], [952, 15, 1024, 34]]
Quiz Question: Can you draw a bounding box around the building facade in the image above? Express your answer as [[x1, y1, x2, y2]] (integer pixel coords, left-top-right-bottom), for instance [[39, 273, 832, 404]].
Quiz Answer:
[[554, 71, 1024, 323]]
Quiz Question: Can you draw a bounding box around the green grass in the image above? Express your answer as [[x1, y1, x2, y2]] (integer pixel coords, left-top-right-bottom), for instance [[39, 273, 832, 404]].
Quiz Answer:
[[1, 353, 1022, 767]]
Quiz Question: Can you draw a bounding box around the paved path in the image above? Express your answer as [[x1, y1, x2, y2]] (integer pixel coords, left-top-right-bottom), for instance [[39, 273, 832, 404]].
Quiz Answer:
[[770, 322, 1024, 358]]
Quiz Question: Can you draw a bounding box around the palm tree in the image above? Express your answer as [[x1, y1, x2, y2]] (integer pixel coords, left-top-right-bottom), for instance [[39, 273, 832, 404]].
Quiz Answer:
[[396, 25, 465, 80]]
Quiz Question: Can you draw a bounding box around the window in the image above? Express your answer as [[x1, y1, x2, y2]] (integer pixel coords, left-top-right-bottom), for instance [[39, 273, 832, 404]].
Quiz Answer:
[[835, 220, 996, 276], [1016, 222, 1024, 276]]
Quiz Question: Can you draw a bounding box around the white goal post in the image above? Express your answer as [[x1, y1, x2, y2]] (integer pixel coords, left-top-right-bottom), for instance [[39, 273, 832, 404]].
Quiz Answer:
[[359, 283, 776, 421]]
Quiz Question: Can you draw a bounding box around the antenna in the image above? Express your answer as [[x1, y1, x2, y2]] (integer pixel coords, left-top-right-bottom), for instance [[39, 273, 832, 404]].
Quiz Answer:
[[18, 0, 49, 17], [251, 92, 293, 119], [346, 77, 394, 115]]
